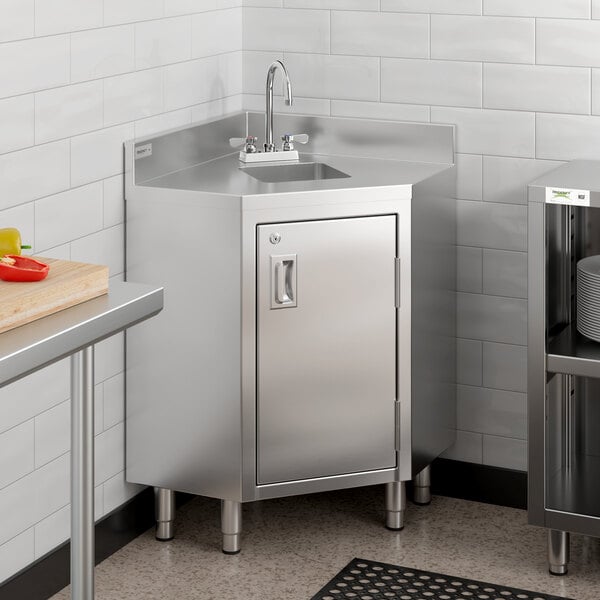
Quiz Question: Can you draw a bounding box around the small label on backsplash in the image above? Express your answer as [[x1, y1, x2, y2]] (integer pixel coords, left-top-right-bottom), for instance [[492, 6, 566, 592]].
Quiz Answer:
[[135, 143, 152, 159], [546, 186, 590, 206]]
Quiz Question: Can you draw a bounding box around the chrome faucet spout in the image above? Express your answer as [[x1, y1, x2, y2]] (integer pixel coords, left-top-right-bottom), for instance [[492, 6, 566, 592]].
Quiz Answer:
[[265, 60, 293, 152]]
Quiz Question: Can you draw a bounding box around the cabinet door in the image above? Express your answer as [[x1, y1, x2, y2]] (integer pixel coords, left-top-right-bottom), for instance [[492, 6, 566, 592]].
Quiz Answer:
[[256, 216, 397, 485]]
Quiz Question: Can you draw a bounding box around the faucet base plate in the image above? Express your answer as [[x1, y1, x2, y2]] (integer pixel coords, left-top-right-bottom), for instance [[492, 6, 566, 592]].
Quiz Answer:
[[239, 150, 299, 164]]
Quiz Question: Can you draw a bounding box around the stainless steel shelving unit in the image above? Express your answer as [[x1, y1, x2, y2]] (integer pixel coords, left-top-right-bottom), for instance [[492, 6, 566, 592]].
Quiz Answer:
[[528, 160, 600, 575], [547, 323, 600, 378]]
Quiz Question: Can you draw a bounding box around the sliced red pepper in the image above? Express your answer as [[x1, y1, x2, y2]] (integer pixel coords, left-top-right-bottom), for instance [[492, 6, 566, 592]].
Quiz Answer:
[[0, 255, 49, 282]]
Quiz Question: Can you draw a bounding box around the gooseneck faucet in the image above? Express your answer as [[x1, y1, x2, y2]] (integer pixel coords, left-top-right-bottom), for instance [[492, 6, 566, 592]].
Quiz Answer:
[[265, 60, 293, 152]]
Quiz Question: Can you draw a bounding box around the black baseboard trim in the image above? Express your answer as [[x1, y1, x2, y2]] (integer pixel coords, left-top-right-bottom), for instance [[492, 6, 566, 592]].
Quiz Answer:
[[431, 458, 527, 510], [1, 460, 526, 599], [0, 488, 192, 600]]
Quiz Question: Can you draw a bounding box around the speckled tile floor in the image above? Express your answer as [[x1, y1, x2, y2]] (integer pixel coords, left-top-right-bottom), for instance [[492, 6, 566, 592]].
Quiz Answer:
[[51, 487, 600, 600]]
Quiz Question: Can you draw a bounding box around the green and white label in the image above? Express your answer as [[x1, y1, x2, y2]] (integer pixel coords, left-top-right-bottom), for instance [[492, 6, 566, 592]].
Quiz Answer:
[[545, 187, 590, 206]]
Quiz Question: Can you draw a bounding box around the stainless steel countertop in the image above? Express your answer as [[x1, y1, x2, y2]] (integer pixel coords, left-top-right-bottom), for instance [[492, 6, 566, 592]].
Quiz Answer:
[[529, 160, 600, 193], [528, 160, 600, 208], [138, 152, 451, 197], [0, 281, 163, 387]]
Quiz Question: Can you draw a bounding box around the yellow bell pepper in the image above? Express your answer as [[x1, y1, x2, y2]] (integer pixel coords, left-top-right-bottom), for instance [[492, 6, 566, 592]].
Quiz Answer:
[[0, 228, 31, 257]]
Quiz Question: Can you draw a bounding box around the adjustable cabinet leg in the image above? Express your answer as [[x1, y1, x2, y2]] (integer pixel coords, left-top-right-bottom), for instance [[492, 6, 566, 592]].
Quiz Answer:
[[222, 500, 242, 554], [385, 481, 406, 531], [155, 487, 175, 541], [412, 465, 432, 506], [548, 529, 570, 576]]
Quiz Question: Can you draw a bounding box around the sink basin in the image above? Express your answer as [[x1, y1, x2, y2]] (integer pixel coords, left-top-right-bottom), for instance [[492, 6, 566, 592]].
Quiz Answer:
[[242, 162, 350, 183]]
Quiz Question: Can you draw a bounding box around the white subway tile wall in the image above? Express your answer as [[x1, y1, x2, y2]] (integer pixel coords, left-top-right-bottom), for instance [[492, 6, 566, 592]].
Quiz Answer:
[[236, 0, 596, 483], [0, 95, 35, 154], [0, 0, 242, 584]]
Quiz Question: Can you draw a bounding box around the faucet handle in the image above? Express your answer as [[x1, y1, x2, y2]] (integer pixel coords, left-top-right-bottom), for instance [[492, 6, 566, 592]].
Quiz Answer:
[[292, 134, 309, 144], [230, 136, 258, 153], [281, 133, 309, 151]]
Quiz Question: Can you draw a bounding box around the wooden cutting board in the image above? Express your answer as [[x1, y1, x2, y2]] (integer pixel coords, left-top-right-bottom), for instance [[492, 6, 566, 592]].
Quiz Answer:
[[0, 257, 109, 334]]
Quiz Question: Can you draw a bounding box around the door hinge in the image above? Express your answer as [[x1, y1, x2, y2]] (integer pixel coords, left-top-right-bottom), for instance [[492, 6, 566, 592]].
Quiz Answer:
[[394, 400, 401, 451], [394, 257, 401, 309]]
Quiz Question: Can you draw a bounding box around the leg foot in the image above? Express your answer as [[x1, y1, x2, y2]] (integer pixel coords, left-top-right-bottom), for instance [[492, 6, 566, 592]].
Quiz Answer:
[[548, 529, 570, 576], [221, 499, 242, 554], [413, 465, 431, 506], [155, 487, 175, 541], [385, 481, 406, 531]]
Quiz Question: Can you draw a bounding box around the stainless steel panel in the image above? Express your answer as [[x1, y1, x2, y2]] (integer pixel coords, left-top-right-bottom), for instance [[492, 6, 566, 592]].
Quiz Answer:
[[526, 195, 546, 526], [547, 375, 600, 520], [577, 377, 600, 459], [546, 509, 600, 539], [246, 112, 455, 166], [410, 167, 456, 474], [125, 186, 243, 500], [134, 113, 246, 184], [545, 203, 571, 334], [574, 205, 600, 258], [256, 216, 397, 484]]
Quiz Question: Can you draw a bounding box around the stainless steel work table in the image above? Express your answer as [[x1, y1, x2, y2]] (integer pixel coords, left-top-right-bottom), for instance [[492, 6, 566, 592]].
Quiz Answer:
[[0, 282, 163, 599]]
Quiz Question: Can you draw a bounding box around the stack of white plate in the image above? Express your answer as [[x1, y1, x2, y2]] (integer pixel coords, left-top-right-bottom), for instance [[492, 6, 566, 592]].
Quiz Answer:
[[577, 255, 600, 342]]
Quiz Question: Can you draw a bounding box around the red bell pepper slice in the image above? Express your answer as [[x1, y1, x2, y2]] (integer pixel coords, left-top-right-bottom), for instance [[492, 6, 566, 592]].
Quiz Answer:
[[0, 255, 49, 282]]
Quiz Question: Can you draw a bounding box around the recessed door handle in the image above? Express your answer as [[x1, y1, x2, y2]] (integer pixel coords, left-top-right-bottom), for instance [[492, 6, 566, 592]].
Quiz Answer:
[[271, 254, 297, 309], [276, 261, 291, 304]]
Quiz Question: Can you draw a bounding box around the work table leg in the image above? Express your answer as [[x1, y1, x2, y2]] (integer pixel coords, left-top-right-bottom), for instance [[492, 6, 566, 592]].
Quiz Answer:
[[71, 346, 95, 600]]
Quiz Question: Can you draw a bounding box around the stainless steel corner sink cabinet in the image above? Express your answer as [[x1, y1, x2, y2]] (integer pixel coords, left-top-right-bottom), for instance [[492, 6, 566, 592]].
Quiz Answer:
[[242, 161, 350, 183], [124, 111, 457, 555]]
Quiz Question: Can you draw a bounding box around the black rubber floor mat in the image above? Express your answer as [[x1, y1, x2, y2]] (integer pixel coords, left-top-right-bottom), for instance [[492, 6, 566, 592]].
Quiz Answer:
[[310, 558, 571, 600]]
